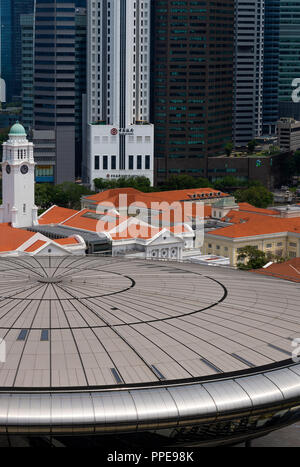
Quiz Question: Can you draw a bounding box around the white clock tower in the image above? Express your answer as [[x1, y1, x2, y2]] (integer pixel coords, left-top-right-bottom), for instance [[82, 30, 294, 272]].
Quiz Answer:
[[0, 122, 38, 228]]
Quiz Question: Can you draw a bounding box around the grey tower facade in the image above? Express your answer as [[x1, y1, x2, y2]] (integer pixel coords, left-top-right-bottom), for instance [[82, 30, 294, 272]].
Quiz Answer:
[[233, 0, 264, 147], [33, 0, 76, 183]]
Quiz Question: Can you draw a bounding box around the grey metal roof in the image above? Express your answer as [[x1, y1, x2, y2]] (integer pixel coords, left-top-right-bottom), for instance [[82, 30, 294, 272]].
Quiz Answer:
[[28, 225, 109, 244], [0, 256, 299, 432]]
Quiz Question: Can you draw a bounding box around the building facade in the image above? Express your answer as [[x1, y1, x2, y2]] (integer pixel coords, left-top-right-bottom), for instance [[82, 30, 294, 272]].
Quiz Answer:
[[86, 0, 154, 188], [277, 118, 300, 151], [262, 0, 280, 135], [233, 0, 265, 147], [33, 0, 77, 183], [151, 0, 234, 183], [21, 13, 34, 131], [278, 0, 300, 120], [0, 0, 13, 102], [11, 0, 34, 101]]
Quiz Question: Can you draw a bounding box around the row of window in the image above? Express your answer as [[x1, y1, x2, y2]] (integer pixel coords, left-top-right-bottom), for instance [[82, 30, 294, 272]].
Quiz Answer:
[[94, 155, 151, 171]]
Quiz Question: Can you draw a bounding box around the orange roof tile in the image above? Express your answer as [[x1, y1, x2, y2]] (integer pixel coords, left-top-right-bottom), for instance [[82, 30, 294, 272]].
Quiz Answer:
[[238, 203, 278, 216], [253, 258, 300, 283], [110, 225, 162, 241], [25, 240, 47, 252], [0, 224, 36, 252], [39, 205, 79, 225], [84, 187, 227, 208], [62, 209, 127, 232], [208, 213, 300, 238], [54, 237, 79, 246]]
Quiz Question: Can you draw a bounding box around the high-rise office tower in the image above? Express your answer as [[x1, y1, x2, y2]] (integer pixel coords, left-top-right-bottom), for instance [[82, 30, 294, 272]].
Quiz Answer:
[[233, 0, 264, 147], [33, 0, 77, 183], [86, 0, 154, 188], [262, 0, 279, 135], [11, 0, 34, 101], [0, 0, 13, 102], [151, 0, 234, 184], [278, 0, 300, 120], [75, 7, 87, 179], [21, 13, 34, 131]]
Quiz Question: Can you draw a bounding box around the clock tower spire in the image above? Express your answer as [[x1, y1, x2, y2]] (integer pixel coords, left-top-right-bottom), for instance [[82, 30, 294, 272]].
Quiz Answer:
[[0, 122, 38, 227]]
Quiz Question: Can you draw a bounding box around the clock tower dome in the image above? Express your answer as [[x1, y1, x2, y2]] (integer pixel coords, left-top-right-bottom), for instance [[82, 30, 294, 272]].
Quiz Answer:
[[0, 122, 38, 227]]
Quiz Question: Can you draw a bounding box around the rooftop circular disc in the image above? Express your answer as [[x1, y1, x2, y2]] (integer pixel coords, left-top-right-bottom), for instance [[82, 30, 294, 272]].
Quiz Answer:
[[0, 256, 299, 390]]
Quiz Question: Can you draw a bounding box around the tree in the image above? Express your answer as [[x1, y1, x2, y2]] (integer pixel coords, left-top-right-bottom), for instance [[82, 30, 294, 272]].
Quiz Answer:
[[93, 176, 153, 192], [35, 182, 94, 211], [237, 246, 268, 270], [224, 141, 233, 157], [160, 175, 213, 191], [247, 139, 257, 153], [235, 185, 274, 208], [213, 176, 246, 191]]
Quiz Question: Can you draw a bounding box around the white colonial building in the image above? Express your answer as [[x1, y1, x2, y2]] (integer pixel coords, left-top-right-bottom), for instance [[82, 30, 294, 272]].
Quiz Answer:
[[86, 0, 154, 188]]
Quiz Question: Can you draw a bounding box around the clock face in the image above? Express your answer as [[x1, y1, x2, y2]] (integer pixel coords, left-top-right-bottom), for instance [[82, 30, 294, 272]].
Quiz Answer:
[[20, 165, 28, 175], [6, 165, 11, 174]]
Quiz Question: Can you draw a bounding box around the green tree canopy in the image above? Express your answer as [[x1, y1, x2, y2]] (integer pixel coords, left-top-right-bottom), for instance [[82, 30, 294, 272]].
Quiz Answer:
[[35, 182, 94, 211], [247, 139, 257, 154], [93, 176, 153, 192], [224, 141, 233, 157], [235, 185, 274, 208], [237, 246, 268, 270]]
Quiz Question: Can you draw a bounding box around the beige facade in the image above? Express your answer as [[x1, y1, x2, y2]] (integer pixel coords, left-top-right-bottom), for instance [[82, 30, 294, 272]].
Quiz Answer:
[[204, 232, 300, 266]]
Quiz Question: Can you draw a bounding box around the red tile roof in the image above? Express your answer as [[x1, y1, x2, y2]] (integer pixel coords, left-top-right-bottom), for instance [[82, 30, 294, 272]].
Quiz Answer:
[[253, 258, 300, 283], [84, 187, 227, 208], [0, 224, 36, 252], [238, 203, 278, 216], [39, 205, 78, 225], [208, 213, 300, 238], [25, 240, 47, 252], [54, 237, 80, 246], [61, 209, 126, 232]]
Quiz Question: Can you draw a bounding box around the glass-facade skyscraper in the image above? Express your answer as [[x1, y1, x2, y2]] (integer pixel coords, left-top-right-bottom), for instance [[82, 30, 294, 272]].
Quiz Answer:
[[33, 0, 77, 183], [151, 0, 235, 183], [278, 0, 300, 120], [0, 0, 13, 102], [262, 0, 280, 135]]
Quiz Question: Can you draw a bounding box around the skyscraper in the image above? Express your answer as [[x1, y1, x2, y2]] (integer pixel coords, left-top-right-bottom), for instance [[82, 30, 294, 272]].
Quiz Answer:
[[11, 0, 34, 101], [262, 0, 280, 135], [86, 0, 154, 188], [0, 0, 13, 102], [151, 0, 235, 184], [233, 0, 264, 147], [278, 0, 300, 120], [21, 13, 34, 131], [33, 0, 77, 183]]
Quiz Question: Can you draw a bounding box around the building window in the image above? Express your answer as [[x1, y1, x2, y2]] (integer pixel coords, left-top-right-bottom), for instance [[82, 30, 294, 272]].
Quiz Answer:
[[94, 155, 100, 170], [145, 155, 150, 169], [103, 155, 108, 170], [23, 204, 26, 214], [129, 155, 134, 170], [137, 155, 142, 169], [111, 155, 116, 170]]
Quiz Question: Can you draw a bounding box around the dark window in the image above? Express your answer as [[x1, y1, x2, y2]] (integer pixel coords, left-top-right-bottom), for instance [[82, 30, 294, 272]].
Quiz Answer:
[[103, 155, 108, 170], [129, 155, 134, 170]]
